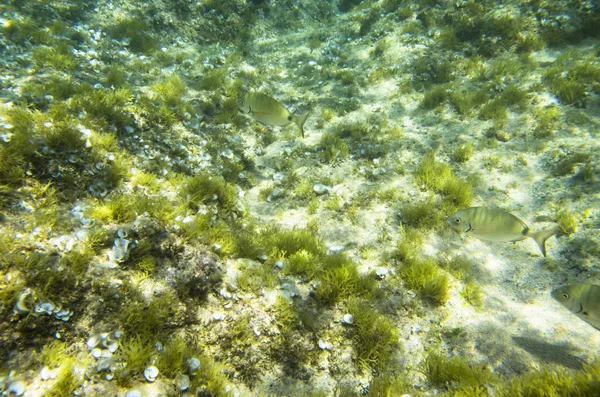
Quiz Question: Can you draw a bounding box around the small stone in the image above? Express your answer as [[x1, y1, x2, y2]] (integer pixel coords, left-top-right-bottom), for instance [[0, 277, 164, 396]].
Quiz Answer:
[[144, 365, 159, 382]]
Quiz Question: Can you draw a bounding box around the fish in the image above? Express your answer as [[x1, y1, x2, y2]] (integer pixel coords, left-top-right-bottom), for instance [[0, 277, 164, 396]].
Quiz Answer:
[[552, 283, 600, 331], [447, 206, 559, 257], [238, 92, 309, 138]]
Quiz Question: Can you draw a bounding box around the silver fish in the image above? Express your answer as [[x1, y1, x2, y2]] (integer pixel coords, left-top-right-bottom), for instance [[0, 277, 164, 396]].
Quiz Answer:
[[552, 283, 600, 330], [448, 207, 558, 256], [238, 92, 309, 138]]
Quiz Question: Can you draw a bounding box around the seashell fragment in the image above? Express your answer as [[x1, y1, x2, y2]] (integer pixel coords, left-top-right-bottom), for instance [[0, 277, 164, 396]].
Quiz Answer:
[[91, 348, 102, 358], [125, 389, 143, 397], [175, 373, 190, 391], [341, 314, 354, 325], [219, 288, 232, 300], [40, 366, 57, 380], [87, 335, 101, 350], [318, 339, 332, 350], [313, 184, 332, 195], [7, 380, 25, 396], [375, 267, 389, 279], [212, 312, 225, 321], [144, 365, 159, 382], [13, 289, 33, 314], [187, 357, 200, 372], [34, 300, 55, 315]]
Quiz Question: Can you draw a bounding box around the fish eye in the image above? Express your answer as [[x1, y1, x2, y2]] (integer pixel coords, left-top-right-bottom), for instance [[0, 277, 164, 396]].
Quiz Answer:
[[454, 218, 460, 223], [562, 293, 569, 299], [287, 115, 293, 121]]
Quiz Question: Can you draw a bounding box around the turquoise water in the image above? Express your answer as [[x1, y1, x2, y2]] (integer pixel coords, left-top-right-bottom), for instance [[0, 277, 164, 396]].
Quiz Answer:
[[0, 0, 599, 395]]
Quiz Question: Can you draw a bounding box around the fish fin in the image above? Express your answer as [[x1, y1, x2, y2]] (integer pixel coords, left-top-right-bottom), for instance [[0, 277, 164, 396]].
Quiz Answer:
[[294, 112, 309, 138], [529, 225, 559, 257]]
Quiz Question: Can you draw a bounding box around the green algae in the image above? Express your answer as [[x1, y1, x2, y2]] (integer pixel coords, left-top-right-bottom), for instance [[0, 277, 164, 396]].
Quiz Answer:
[[346, 298, 399, 371], [424, 351, 496, 390]]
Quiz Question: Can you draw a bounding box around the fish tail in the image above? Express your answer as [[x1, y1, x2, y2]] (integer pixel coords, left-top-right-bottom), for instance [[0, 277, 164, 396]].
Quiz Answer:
[[294, 113, 309, 138], [529, 225, 559, 257]]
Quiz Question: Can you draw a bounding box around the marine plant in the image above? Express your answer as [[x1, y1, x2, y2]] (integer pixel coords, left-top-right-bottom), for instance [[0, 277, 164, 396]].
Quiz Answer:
[[451, 143, 474, 163], [314, 254, 378, 305], [46, 358, 83, 397], [120, 289, 177, 340], [116, 335, 155, 385], [423, 351, 495, 390], [285, 249, 320, 279], [413, 152, 473, 210], [461, 279, 484, 308], [106, 17, 157, 53], [273, 295, 300, 335], [180, 173, 240, 215], [346, 298, 399, 371], [399, 198, 443, 229], [479, 98, 508, 122], [554, 209, 578, 236], [399, 258, 449, 306], [156, 337, 188, 378], [420, 85, 448, 109], [32, 42, 79, 72]]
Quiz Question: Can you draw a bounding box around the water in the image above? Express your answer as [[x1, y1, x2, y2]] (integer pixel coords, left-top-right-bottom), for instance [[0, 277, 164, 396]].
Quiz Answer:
[[0, 0, 599, 395]]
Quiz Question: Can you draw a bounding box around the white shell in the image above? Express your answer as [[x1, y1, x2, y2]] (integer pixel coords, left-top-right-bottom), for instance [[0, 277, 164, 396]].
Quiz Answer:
[[212, 312, 225, 321], [219, 288, 232, 300], [313, 184, 331, 195], [125, 389, 143, 397], [175, 373, 190, 391], [13, 289, 33, 314], [34, 300, 55, 315], [318, 339, 332, 350], [106, 340, 119, 353], [187, 357, 200, 372], [87, 335, 101, 350], [40, 366, 57, 380], [7, 381, 25, 396], [97, 358, 113, 371], [375, 267, 389, 278], [91, 348, 102, 358], [341, 314, 354, 325], [144, 366, 159, 382]]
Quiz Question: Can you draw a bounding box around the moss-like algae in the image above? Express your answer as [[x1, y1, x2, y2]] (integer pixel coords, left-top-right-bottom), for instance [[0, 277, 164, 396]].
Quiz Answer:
[[347, 298, 398, 371]]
